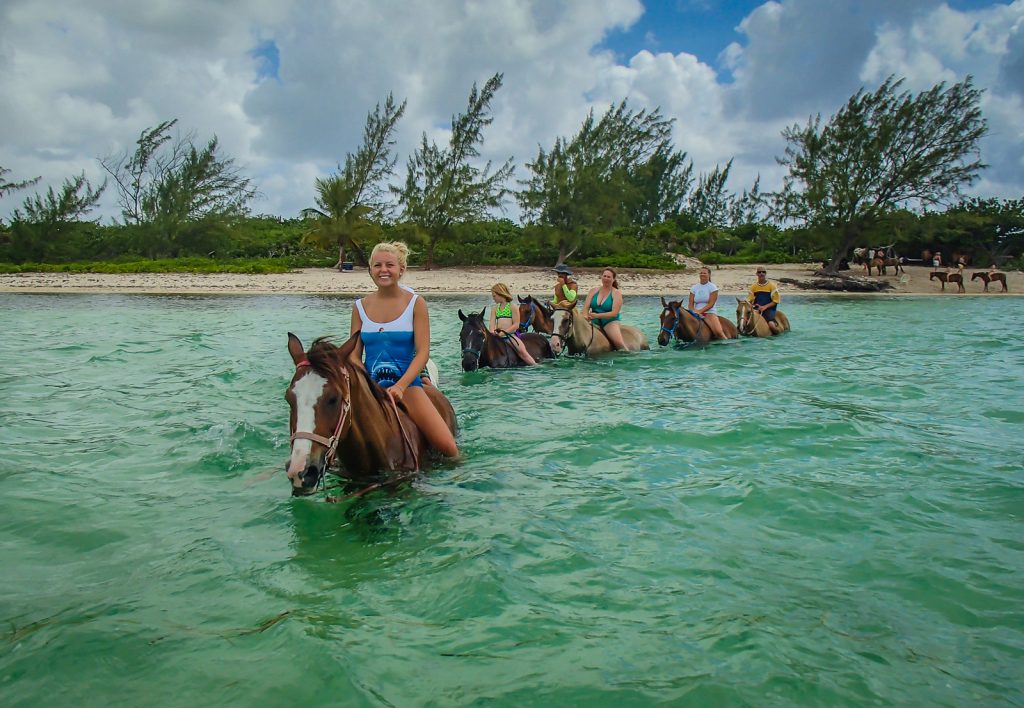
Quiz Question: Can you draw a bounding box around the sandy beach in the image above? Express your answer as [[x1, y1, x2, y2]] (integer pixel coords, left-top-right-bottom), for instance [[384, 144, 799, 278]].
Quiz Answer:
[[0, 263, 1019, 297]]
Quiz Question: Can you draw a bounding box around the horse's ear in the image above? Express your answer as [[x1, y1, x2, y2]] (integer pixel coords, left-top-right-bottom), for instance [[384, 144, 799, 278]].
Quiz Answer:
[[735, 296, 742, 303], [458, 309, 467, 322], [517, 295, 526, 303], [479, 307, 487, 319], [287, 332, 306, 365], [660, 296, 668, 308], [337, 332, 360, 362]]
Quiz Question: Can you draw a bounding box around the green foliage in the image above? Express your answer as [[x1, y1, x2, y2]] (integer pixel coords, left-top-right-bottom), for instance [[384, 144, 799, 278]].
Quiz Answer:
[[0, 166, 41, 200], [303, 94, 406, 265], [6, 173, 106, 262], [0, 256, 329, 274], [396, 73, 515, 266], [576, 253, 680, 270], [100, 119, 257, 257], [517, 100, 691, 262], [774, 75, 988, 271]]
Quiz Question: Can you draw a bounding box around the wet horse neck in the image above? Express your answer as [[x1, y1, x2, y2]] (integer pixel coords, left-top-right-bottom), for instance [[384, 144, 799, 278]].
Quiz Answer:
[[340, 368, 419, 475]]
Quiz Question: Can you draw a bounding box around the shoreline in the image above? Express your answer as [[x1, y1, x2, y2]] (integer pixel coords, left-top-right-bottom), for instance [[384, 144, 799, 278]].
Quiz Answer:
[[1, 263, 1019, 297]]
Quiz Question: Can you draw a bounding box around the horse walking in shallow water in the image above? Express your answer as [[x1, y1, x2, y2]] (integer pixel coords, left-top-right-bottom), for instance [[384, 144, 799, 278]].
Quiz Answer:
[[972, 271, 1008, 292], [516, 295, 555, 335], [657, 298, 738, 347], [549, 306, 649, 355], [735, 298, 791, 337], [458, 309, 553, 371], [930, 271, 965, 293], [285, 333, 457, 496]]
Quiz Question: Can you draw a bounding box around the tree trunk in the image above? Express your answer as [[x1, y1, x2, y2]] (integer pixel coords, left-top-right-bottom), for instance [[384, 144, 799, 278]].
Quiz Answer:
[[333, 242, 346, 271], [824, 222, 861, 274]]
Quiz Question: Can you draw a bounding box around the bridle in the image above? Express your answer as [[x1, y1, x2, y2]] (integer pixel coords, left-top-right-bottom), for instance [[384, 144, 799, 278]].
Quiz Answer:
[[661, 304, 703, 349], [737, 302, 757, 336], [461, 324, 486, 365], [289, 359, 351, 470], [288, 357, 420, 492], [517, 299, 536, 334]]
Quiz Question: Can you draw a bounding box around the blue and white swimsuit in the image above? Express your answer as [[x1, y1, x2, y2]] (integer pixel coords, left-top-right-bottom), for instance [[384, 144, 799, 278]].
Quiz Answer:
[[355, 293, 422, 389]]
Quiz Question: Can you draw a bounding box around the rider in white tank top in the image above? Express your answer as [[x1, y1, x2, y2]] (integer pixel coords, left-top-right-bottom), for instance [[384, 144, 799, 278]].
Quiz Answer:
[[355, 292, 422, 389]]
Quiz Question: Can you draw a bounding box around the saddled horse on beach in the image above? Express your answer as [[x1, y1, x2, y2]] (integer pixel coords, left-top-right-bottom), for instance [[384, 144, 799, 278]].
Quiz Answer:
[[285, 333, 457, 496], [930, 271, 965, 293], [972, 271, 1008, 292], [657, 298, 738, 347], [459, 309, 553, 371], [735, 298, 791, 337], [516, 295, 555, 335], [549, 306, 649, 356]]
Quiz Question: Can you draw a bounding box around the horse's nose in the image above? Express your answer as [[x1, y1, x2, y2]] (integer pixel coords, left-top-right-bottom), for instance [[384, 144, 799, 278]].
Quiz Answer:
[[657, 332, 668, 346], [289, 463, 322, 495], [462, 356, 478, 372]]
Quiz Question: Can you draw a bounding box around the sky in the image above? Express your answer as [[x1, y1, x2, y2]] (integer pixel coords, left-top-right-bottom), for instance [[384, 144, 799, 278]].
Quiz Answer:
[[1, 0, 1022, 225]]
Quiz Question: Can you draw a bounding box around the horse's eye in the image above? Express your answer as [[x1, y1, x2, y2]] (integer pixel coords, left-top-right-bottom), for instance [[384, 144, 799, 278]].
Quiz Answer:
[[327, 396, 338, 407]]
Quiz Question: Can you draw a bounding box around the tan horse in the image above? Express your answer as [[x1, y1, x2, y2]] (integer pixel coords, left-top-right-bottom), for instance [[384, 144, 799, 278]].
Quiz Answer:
[[930, 271, 965, 293], [972, 271, 1008, 292], [549, 306, 649, 356], [735, 298, 791, 337]]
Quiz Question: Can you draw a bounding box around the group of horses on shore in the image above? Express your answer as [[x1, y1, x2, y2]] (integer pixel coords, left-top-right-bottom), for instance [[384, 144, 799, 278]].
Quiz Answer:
[[929, 270, 1009, 293], [284, 294, 792, 496], [852, 246, 1010, 294]]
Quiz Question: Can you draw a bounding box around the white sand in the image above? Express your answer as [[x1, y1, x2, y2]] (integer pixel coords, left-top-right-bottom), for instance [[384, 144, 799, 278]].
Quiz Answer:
[[1, 263, 1018, 297]]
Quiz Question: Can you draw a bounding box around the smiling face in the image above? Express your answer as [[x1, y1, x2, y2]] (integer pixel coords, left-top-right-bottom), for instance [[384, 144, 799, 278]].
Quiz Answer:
[[699, 268, 711, 284], [600, 269, 615, 287], [369, 249, 404, 287]]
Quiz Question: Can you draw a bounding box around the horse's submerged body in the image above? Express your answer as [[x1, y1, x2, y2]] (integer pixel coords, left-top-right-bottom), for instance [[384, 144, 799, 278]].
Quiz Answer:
[[285, 333, 457, 496], [657, 298, 738, 347], [972, 271, 1008, 292], [549, 306, 649, 356], [458, 309, 553, 371], [735, 298, 791, 337]]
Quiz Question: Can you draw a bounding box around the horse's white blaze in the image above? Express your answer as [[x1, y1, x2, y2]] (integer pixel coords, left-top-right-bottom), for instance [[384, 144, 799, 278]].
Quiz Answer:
[[288, 371, 327, 476], [550, 310, 567, 353]]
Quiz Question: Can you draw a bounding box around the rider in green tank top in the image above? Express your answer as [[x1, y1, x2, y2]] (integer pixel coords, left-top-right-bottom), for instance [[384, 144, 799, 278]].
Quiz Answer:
[[490, 283, 537, 365]]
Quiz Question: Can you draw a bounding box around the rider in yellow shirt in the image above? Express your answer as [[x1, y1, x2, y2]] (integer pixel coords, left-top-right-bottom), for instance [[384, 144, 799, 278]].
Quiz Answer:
[[747, 267, 781, 334]]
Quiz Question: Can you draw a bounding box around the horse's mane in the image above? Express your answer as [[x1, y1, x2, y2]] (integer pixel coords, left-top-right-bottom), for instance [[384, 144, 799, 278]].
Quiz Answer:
[[305, 336, 392, 408]]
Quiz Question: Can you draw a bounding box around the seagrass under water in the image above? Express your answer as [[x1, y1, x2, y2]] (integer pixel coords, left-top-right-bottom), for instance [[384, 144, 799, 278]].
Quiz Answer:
[[1, 293, 1022, 706]]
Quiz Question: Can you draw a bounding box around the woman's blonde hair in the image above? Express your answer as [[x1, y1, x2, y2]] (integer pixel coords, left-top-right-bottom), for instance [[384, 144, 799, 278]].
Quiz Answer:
[[369, 241, 410, 272], [491, 282, 513, 302]]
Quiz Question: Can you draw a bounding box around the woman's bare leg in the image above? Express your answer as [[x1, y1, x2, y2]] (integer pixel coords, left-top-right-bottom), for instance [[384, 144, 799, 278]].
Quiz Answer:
[[705, 313, 728, 339], [402, 387, 459, 457], [515, 338, 537, 365], [603, 321, 628, 350]]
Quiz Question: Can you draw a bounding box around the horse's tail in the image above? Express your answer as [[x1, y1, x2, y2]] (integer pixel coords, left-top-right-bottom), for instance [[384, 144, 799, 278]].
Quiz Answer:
[[425, 358, 440, 387]]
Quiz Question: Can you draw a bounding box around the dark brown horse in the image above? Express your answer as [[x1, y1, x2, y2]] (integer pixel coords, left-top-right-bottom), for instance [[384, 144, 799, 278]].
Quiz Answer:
[[459, 309, 553, 371], [930, 271, 965, 293], [657, 298, 738, 347], [972, 271, 1008, 292], [516, 295, 555, 335], [285, 333, 457, 496]]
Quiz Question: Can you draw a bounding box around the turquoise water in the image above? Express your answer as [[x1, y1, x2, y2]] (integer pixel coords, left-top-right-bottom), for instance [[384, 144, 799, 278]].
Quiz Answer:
[[1, 293, 1022, 706]]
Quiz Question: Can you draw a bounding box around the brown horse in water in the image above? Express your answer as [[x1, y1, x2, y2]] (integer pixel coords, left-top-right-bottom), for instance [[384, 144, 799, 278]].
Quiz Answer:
[[734, 298, 791, 337], [516, 295, 555, 335], [930, 271, 965, 293], [285, 333, 457, 496], [972, 271, 1008, 292], [549, 306, 649, 355], [657, 298, 738, 347], [458, 309, 553, 371]]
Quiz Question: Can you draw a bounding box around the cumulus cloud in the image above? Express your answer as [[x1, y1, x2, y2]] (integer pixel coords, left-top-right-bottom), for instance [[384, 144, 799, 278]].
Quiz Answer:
[[1, 0, 1021, 225]]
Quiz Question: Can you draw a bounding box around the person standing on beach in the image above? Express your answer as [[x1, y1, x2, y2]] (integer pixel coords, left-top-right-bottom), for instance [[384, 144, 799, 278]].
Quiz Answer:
[[350, 241, 458, 457], [552, 264, 578, 308], [689, 266, 728, 340]]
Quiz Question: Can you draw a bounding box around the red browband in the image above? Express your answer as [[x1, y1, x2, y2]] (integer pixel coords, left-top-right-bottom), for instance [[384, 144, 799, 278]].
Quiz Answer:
[[295, 359, 311, 368]]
